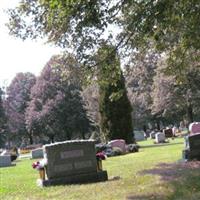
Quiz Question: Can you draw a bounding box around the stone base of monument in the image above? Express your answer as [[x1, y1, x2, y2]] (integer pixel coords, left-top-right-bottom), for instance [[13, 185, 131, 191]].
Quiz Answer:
[[42, 170, 108, 187], [182, 149, 200, 161]]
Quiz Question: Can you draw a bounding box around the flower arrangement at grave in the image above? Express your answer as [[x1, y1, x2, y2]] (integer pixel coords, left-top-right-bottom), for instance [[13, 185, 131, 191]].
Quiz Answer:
[[96, 152, 106, 171], [32, 159, 47, 180]]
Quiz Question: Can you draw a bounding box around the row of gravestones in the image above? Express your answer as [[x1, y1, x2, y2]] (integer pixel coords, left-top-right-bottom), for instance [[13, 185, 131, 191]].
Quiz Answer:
[[0, 147, 44, 167]]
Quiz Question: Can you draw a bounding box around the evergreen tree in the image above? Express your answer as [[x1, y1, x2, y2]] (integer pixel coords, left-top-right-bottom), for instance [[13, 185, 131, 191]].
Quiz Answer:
[[98, 44, 133, 144]]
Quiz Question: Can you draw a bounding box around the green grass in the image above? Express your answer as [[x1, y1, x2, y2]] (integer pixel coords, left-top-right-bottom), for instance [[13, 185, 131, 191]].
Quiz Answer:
[[1, 138, 200, 200]]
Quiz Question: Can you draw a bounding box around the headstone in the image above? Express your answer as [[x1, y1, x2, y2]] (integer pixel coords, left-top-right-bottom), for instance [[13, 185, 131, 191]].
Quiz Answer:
[[31, 148, 44, 159], [150, 131, 156, 139], [155, 132, 165, 143], [133, 131, 145, 141], [189, 122, 200, 134], [163, 128, 173, 138], [108, 139, 126, 153], [42, 140, 108, 186], [182, 133, 200, 160], [0, 155, 12, 167]]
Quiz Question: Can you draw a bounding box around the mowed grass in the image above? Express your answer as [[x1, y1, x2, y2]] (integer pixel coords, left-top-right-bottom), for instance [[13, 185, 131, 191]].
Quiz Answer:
[[1, 138, 200, 200]]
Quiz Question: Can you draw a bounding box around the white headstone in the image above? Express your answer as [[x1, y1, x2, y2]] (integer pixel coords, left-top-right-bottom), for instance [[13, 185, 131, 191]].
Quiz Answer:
[[155, 132, 165, 143]]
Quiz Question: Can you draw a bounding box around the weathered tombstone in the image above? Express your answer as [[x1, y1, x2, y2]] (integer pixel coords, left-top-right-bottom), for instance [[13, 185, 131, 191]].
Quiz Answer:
[[42, 140, 108, 186], [163, 128, 173, 138], [183, 133, 200, 160], [31, 148, 44, 159], [155, 132, 165, 143], [108, 139, 126, 153], [133, 131, 145, 142], [150, 131, 156, 139], [0, 155, 12, 167], [189, 122, 200, 134]]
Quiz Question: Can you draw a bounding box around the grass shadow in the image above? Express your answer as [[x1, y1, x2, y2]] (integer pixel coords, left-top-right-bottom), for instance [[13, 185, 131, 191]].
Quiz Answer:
[[127, 194, 164, 200], [127, 161, 200, 199], [139, 142, 183, 149]]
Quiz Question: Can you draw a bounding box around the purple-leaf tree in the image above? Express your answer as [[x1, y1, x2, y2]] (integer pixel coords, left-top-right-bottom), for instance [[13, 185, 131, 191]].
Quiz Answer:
[[0, 88, 7, 147], [5, 72, 36, 145], [26, 54, 93, 143]]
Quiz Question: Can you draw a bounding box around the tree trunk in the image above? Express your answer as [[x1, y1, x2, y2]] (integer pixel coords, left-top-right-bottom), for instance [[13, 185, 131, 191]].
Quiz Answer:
[[187, 103, 194, 123], [29, 134, 33, 145], [81, 132, 85, 139], [156, 119, 160, 130], [66, 132, 72, 140]]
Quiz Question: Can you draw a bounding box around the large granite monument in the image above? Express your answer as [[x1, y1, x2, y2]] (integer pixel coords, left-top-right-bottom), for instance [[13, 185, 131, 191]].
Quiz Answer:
[[42, 140, 108, 186]]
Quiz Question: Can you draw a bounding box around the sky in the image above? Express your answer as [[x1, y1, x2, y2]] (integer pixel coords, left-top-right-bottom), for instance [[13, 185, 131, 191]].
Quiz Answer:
[[0, 0, 62, 87]]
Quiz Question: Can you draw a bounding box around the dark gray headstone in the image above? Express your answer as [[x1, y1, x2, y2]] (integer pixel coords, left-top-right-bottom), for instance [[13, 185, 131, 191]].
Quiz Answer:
[[44, 140, 103, 181], [163, 128, 173, 138], [183, 133, 200, 160], [31, 148, 44, 159], [0, 155, 12, 167]]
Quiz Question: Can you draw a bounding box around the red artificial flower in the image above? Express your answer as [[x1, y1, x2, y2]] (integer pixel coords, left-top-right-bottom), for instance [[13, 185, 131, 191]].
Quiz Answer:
[[96, 152, 106, 161]]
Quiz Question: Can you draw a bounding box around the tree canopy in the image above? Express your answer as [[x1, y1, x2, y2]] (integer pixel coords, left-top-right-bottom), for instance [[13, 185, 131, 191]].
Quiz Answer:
[[26, 54, 93, 143], [5, 72, 36, 144], [7, 1, 200, 58]]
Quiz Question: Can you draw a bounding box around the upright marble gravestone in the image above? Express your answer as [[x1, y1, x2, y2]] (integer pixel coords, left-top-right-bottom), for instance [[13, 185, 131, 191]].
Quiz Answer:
[[43, 140, 108, 186]]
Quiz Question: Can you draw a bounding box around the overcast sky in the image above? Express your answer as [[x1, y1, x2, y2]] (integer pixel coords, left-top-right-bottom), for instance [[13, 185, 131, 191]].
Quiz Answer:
[[0, 0, 62, 87]]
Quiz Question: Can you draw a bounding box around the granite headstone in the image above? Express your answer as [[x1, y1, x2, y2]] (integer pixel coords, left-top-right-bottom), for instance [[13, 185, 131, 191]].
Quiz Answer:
[[183, 133, 200, 160], [189, 122, 200, 134], [42, 140, 107, 186], [108, 139, 126, 153], [134, 131, 145, 141], [163, 128, 173, 138], [155, 132, 165, 143], [31, 148, 44, 159], [0, 155, 12, 167]]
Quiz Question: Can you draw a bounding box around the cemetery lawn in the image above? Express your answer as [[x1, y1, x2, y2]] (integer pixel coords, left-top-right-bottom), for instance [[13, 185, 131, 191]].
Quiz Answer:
[[1, 138, 200, 200]]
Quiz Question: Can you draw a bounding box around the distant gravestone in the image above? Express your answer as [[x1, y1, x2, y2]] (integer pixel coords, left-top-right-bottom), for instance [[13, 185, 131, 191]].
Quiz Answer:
[[31, 148, 44, 159], [183, 133, 200, 160], [108, 139, 126, 153], [0, 155, 12, 167], [134, 131, 145, 141], [155, 132, 165, 143], [163, 128, 173, 138], [42, 140, 108, 186], [150, 131, 156, 139], [189, 122, 200, 134]]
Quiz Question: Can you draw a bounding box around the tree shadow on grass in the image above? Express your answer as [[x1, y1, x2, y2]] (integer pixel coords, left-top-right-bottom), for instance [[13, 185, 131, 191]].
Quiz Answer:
[[140, 142, 183, 149], [127, 194, 164, 200], [127, 161, 200, 200]]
